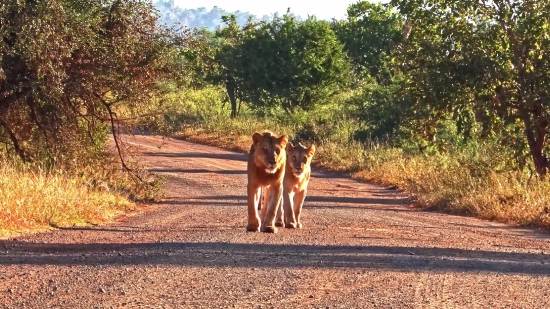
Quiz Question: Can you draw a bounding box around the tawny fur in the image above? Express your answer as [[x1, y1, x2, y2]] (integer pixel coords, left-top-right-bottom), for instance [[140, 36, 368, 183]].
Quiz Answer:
[[246, 131, 288, 233], [280, 141, 316, 229]]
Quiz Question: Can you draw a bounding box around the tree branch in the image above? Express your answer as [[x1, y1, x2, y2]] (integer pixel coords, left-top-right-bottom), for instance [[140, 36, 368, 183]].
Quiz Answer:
[[100, 96, 145, 182], [0, 117, 29, 162]]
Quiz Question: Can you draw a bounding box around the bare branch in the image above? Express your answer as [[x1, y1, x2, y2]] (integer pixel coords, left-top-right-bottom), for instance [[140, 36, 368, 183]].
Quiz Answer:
[[100, 96, 145, 182]]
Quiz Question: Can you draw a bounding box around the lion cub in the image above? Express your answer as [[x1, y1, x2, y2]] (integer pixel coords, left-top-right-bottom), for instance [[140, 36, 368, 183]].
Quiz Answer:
[[246, 131, 288, 233], [281, 141, 316, 228]]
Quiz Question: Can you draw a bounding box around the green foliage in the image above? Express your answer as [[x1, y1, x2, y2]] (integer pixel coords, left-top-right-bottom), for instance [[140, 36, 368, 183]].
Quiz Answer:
[[333, 2, 404, 84], [0, 0, 187, 168], [349, 78, 410, 142], [162, 86, 358, 145], [182, 15, 262, 117], [177, 0, 550, 180], [184, 11, 352, 115], [391, 0, 550, 175], [236, 13, 352, 111], [181, 28, 218, 88]]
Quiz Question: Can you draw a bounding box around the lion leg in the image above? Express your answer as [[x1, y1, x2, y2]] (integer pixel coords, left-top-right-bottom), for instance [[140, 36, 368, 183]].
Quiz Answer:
[[259, 185, 269, 224], [261, 183, 283, 233], [293, 189, 307, 229], [257, 187, 262, 211], [246, 185, 262, 232], [283, 189, 297, 228], [275, 192, 284, 227]]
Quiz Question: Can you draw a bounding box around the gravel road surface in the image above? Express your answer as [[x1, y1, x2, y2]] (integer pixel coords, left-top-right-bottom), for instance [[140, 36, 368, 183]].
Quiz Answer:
[[1, 134, 550, 308]]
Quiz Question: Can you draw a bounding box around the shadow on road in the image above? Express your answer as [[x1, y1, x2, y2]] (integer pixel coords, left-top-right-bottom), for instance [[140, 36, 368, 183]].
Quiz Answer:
[[185, 195, 408, 206], [143, 152, 351, 180], [150, 198, 409, 212], [1, 240, 548, 275], [308, 195, 409, 205], [150, 168, 247, 175], [143, 152, 248, 162]]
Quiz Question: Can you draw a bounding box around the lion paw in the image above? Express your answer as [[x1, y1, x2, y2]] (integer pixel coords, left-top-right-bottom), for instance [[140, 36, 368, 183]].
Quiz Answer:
[[297, 222, 303, 229], [284, 222, 297, 229], [246, 223, 260, 232], [260, 225, 278, 233], [275, 221, 284, 227]]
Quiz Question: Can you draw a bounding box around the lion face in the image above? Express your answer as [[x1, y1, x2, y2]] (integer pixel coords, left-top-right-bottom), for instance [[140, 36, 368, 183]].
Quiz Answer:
[[252, 132, 288, 174], [286, 142, 315, 176]]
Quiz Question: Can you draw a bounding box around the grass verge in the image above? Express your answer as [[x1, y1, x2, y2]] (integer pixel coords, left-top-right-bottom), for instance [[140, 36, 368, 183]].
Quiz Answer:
[[0, 163, 135, 238], [0, 145, 163, 238]]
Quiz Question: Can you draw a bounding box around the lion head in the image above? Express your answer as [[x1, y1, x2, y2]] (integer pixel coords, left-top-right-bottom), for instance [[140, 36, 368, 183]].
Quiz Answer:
[[252, 131, 288, 174], [286, 142, 316, 176]]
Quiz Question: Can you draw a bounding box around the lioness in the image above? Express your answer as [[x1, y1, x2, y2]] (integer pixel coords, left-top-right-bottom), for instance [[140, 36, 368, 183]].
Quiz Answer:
[[281, 141, 316, 228], [246, 131, 288, 233]]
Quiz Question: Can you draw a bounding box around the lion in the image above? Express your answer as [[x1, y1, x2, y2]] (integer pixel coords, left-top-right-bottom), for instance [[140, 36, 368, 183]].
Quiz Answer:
[[246, 131, 288, 233], [280, 141, 316, 229]]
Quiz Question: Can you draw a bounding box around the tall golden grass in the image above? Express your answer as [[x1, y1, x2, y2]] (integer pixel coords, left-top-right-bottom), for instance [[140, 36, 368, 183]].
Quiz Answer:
[[0, 162, 135, 238]]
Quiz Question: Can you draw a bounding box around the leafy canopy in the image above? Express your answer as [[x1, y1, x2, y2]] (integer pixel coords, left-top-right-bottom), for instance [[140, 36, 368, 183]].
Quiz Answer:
[[392, 0, 550, 175], [0, 0, 188, 167]]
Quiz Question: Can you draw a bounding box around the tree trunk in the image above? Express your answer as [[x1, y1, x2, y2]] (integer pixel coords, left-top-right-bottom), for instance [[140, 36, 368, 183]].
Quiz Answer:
[[524, 116, 548, 177], [237, 97, 242, 115], [0, 117, 29, 162], [225, 76, 237, 118]]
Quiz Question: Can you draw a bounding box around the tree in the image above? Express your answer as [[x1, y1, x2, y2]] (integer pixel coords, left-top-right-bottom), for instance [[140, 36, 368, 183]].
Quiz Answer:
[[181, 27, 218, 89], [391, 0, 550, 176], [183, 11, 350, 115], [237, 12, 351, 112], [333, 1, 404, 84], [182, 15, 260, 118], [213, 15, 260, 118], [0, 0, 187, 169], [329, 2, 417, 143]]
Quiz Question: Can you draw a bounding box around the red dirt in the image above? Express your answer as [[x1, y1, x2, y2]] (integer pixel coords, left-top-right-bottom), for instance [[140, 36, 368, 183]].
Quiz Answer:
[[1, 134, 550, 308]]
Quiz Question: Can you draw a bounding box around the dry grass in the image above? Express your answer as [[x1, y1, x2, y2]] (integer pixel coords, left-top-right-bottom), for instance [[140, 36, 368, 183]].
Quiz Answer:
[[0, 163, 136, 238], [352, 151, 550, 229], [177, 126, 550, 231]]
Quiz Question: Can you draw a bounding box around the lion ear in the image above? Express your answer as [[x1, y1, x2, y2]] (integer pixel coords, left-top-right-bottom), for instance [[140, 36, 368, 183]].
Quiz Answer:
[[286, 142, 294, 152], [307, 144, 316, 157], [279, 135, 288, 147], [252, 132, 263, 145]]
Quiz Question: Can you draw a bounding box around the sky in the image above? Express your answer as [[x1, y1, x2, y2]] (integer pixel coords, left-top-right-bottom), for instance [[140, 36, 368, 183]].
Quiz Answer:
[[172, 0, 382, 20]]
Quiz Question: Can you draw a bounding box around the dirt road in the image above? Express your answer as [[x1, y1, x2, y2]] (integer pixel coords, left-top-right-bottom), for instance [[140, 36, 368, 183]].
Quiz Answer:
[[1, 135, 550, 308]]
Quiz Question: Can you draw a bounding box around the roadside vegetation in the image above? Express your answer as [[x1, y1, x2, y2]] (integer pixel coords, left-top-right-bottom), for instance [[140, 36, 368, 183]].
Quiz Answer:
[[0, 161, 133, 237], [0, 0, 180, 236], [151, 1, 550, 229], [2, 0, 550, 235], [152, 87, 550, 229]]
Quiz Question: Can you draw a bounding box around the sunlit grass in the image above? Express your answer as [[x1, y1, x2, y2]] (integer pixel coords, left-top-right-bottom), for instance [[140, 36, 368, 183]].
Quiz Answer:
[[0, 162, 136, 238]]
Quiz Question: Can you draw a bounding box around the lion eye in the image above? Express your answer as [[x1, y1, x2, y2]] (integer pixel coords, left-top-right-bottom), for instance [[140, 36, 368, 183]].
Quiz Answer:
[[263, 147, 268, 153], [275, 149, 280, 154], [292, 156, 296, 161], [303, 158, 307, 163]]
